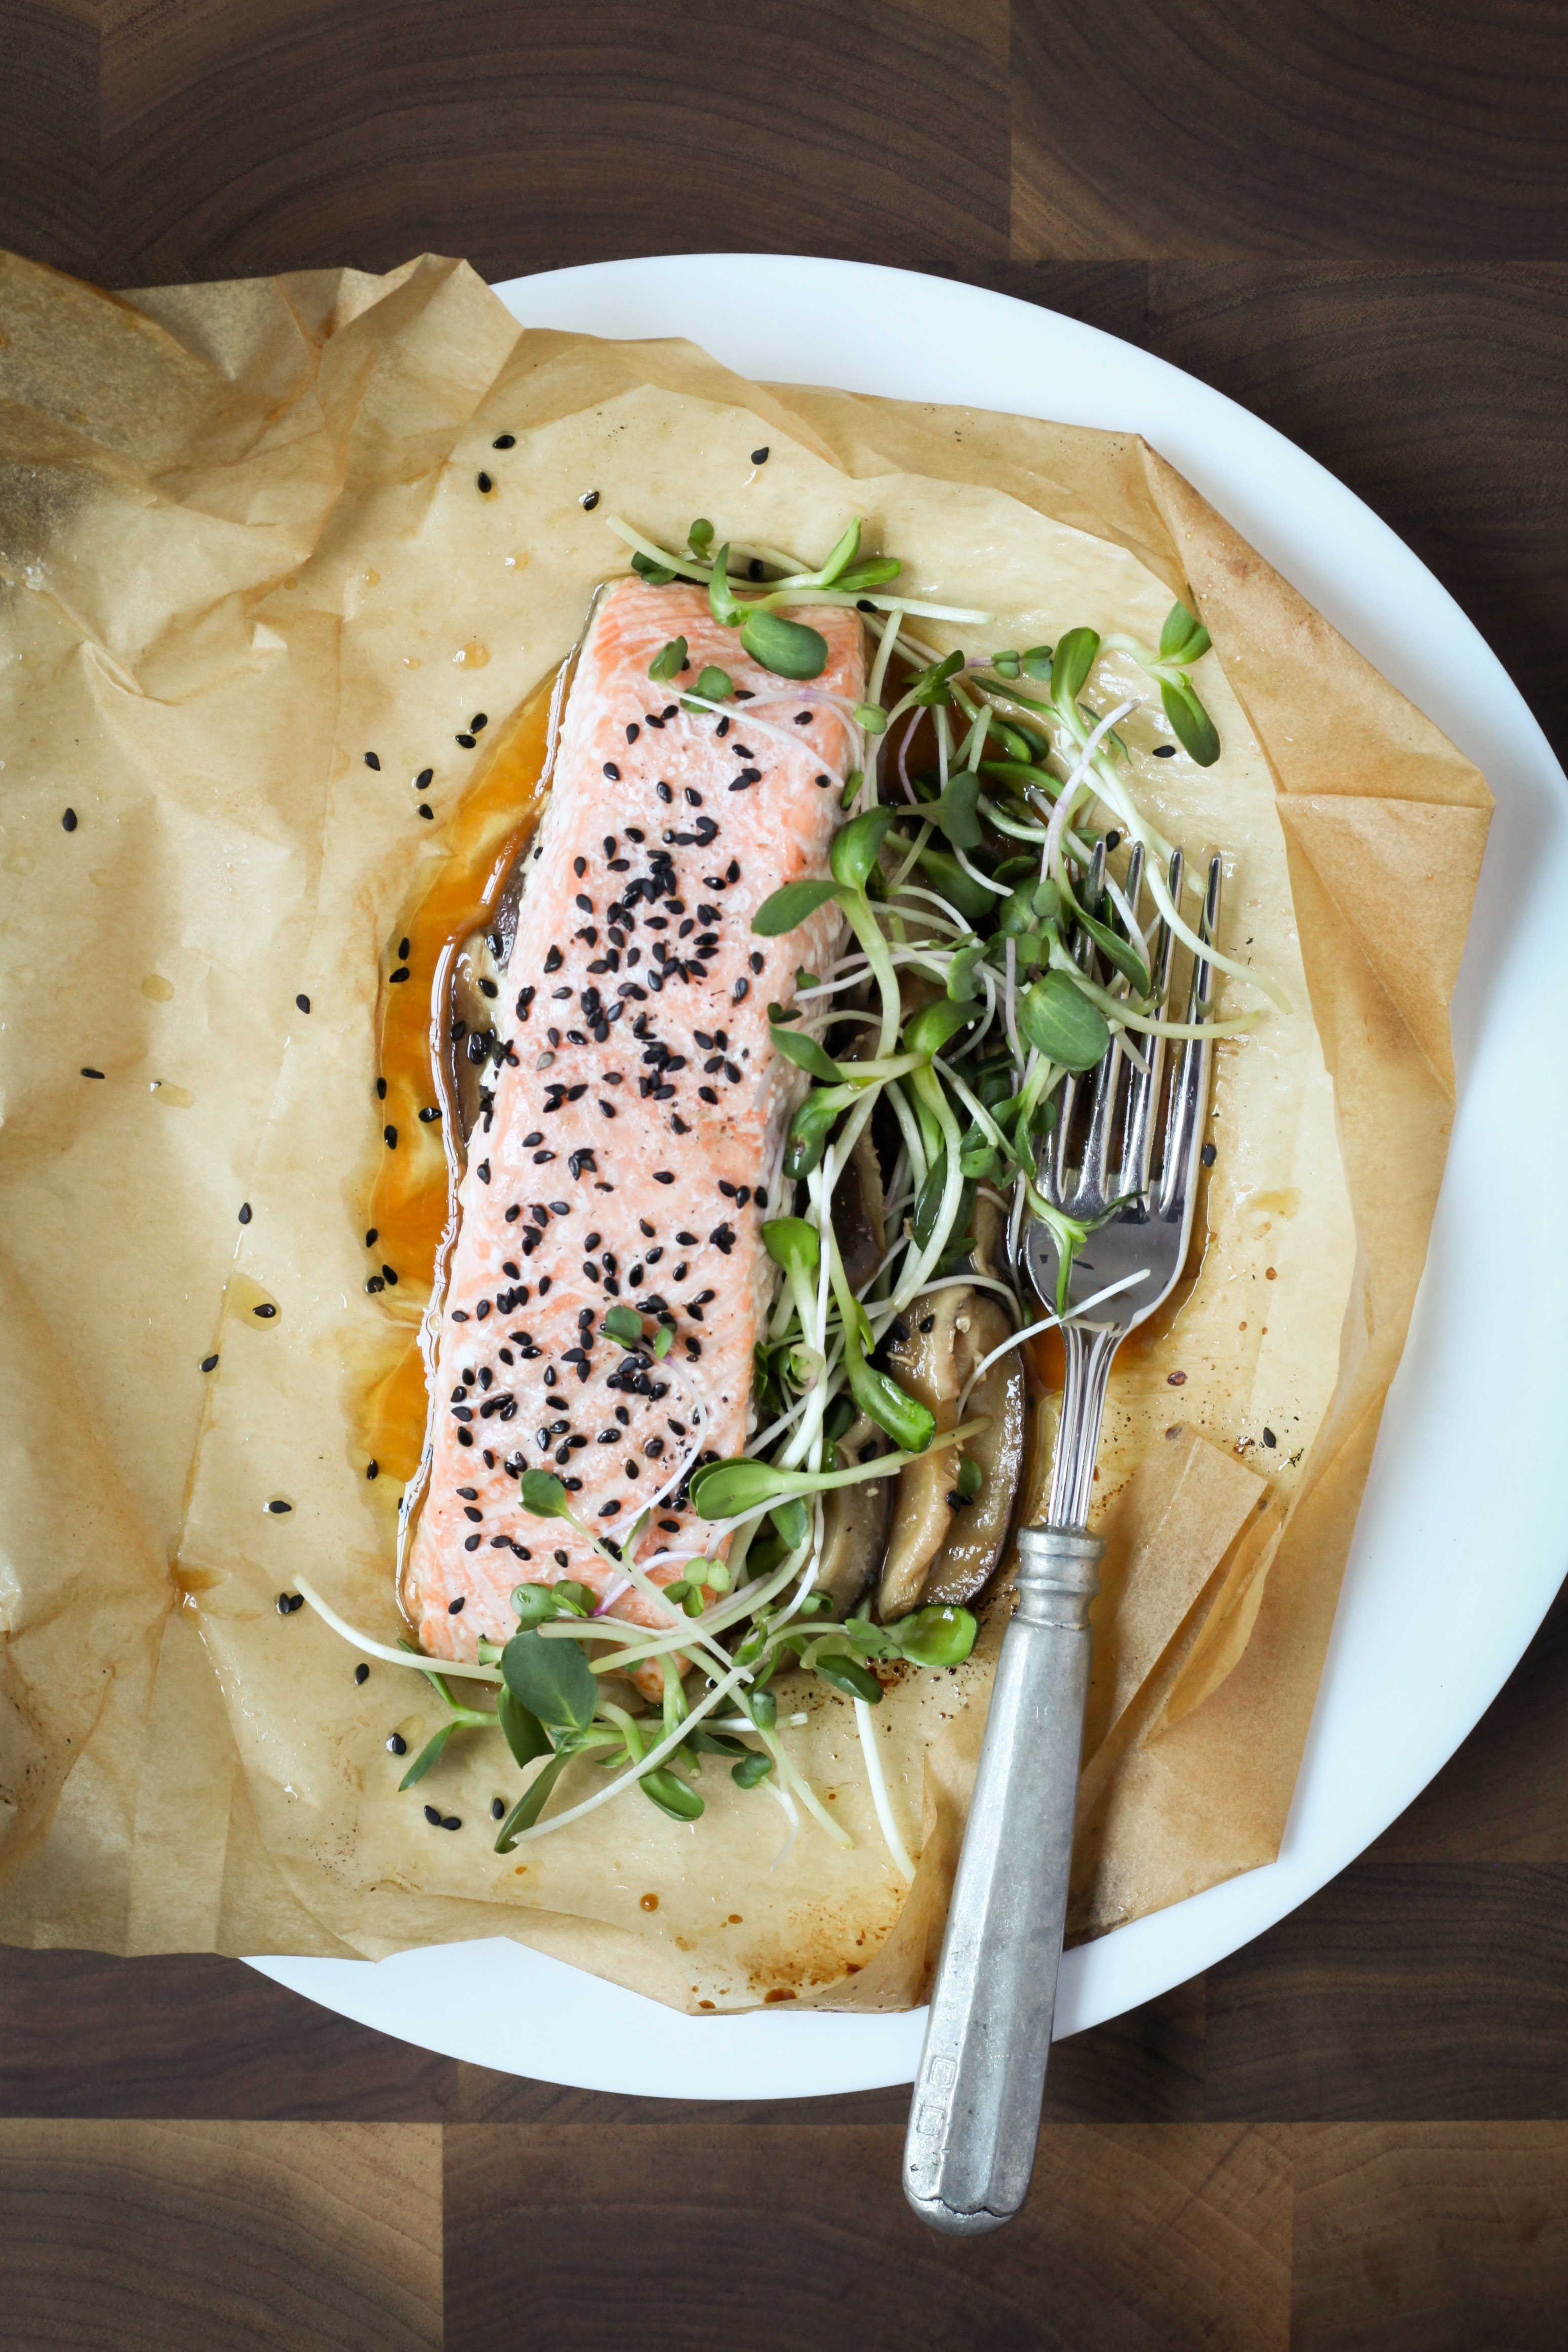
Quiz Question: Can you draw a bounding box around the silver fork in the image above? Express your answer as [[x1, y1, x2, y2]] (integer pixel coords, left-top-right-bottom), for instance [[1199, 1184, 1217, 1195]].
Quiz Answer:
[[903, 843, 1222, 2235]]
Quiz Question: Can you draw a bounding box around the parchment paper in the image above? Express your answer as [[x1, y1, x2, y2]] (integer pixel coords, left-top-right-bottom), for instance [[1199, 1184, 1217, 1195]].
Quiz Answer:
[[0, 250, 1491, 2007]]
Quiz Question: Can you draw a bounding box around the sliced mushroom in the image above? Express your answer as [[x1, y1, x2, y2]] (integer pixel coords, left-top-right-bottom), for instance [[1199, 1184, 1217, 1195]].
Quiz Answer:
[[876, 1289, 968, 1618], [815, 1412, 892, 1612], [832, 1124, 887, 1292], [920, 1293, 1026, 1607]]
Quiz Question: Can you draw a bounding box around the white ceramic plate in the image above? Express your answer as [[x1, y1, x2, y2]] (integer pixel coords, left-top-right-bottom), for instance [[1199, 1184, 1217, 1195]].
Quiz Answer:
[[251, 256, 1568, 2099]]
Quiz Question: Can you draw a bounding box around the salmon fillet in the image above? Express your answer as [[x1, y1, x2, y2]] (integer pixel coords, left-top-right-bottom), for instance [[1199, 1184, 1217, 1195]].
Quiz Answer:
[[406, 577, 866, 1659]]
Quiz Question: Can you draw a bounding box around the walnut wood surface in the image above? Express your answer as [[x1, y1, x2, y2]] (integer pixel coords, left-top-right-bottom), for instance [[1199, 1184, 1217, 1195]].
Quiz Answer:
[[1, 4, 1565, 2342]]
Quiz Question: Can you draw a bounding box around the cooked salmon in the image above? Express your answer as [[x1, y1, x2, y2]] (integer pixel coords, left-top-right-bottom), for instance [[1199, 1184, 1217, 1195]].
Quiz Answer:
[[405, 577, 866, 1659]]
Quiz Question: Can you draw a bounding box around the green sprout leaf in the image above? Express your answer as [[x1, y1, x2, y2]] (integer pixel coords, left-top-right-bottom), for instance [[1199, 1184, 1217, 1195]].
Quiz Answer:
[[783, 1087, 846, 1179], [814, 1654, 884, 1703], [648, 636, 688, 682], [688, 517, 714, 551], [639, 1767, 705, 1822], [631, 551, 676, 585], [1018, 971, 1112, 1070], [814, 517, 860, 584], [494, 1751, 571, 1850], [752, 878, 841, 937], [830, 806, 894, 892], [689, 1457, 795, 1520], [909, 649, 964, 707], [1068, 891, 1151, 994], [833, 558, 902, 593], [1159, 675, 1221, 767], [1020, 644, 1054, 681], [498, 1684, 552, 1771], [1158, 600, 1210, 664], [732, 1749, 775, 1788], [770, 1026, 841, 1084], [1050, 626, 1101, 713], [913, 1151, 947, 1248], [903, 996, 976, 1059], [892, 1604, 978, 1667], [398, 1722, 457, 1790], [741, 608, 829, 679], [601, 1304, 644, 1349], [653, 1324, 674, 1360], [501, 1627, 597, 1732], [511, 1581, 564, 1627], [913, 844, 995, 923], [518, 1468, 569, 1519], [762, 1218, 821, 1277], [696, 665, 733, 701], [854, 702, 888, 733], [948, 941, 985, 1003], [771, 1496, 811, 1551], [953, 1456, 983, 1499], [843, 1319, 936, 1454], [922, 767, 983, 851]]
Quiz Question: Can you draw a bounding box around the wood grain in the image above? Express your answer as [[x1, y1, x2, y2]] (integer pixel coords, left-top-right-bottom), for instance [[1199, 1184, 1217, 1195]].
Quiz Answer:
[[444, 2121, 1291, 2351], [1292, 2124, 1568, 2352], [0, 2120, 441, 2351], [1011, 1, 1568, 260], [95, 0, 1010, 287]]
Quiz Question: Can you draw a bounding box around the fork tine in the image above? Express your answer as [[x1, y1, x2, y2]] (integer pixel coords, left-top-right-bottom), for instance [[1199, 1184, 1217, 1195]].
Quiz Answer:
[[1079, 838, 1144, 1197], [1157, 851, 1222, 1218], [1049, 840, 1106, 1200], [1118, 847, 1179, 1202]]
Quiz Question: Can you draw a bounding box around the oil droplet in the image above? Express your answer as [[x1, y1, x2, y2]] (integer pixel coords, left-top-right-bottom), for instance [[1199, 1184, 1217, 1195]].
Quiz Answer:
[[363, 568, 380, 585], [4, 851, 34, 875], [513, 1864, 528, 1875], [639, 1892, 659, 1911], [452, 641, 490, 668], [395, 1713, 426, 1747], [402, 656, 421, 667], [172, 1564, 222, 1593], [230, 1274, 282, 1325], [150, 1080, 193, 1107], [283, 576, 299, 591], [504, 550, 528, 570], [141, 974, 175, 1002]]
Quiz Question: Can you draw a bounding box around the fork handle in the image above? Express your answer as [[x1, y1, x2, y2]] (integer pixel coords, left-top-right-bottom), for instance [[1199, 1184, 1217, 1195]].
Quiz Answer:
[[902, 1524, 1102, 2233]]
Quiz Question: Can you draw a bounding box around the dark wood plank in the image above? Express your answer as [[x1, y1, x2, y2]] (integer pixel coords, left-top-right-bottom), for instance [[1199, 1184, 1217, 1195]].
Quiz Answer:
[[1205, 1861, 1568, 2122], [0, 2120, 440, 2351], [0, 0, 98, 276], [1292, 2124, 1568, 2352], [444, 2120, 1291, 2351], [1011, 1, 1568, 260], [995, 261, 1568, 769], [0, 1949, 461, 2120], [94, 0, 1009, 288]]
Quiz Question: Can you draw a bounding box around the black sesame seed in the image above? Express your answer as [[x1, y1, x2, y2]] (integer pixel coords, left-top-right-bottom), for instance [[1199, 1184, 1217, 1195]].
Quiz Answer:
[[364, 752, 381, 770], [491, 1796, 506, 1819], [581, 490, 600, 510], [199, 1353, 219, 1373], [267, 1498, 292, 1514], [1263, 1427, 1277, 1447], [238, 1202, 253, 1225], [385, 1125, 397, 1147], [62, 808, 77, 831], [354, 1662, 370, 1685], [81, 1067, 105, 1080], [424, 1805, 442, 1825], [415, 767, 434, 790], [493, 433, 516, 449], [1153, 743, 1178, 758], [253, 1303, 278, 1320], [654, 1170, 674, 1185], [418, 804, 434, 820], [751, 446, 770, 464], [1201, 1142, 1217, 1166], [604, 763, 621, 782], [448, 1594, 466, 1612], [456, 732, 477, 748], [295, 993, 310, 1014], [387, 1733, 407, 1755]]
